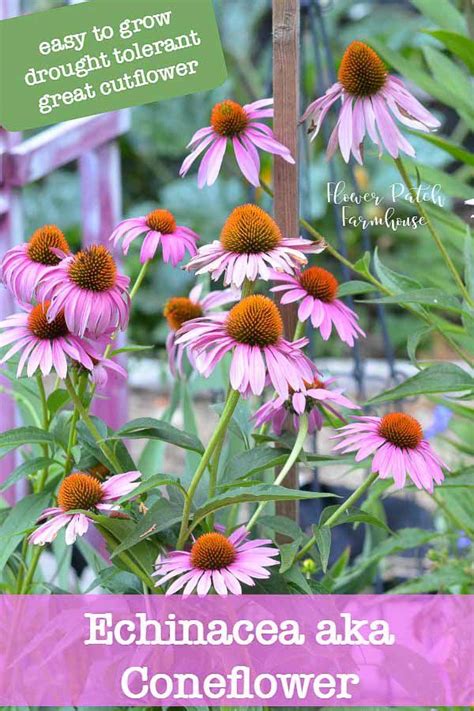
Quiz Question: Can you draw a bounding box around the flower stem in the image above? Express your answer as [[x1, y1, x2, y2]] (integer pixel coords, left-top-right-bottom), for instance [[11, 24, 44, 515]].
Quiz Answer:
[[129, 260, 151, 301], [295, 471, 379, 561], [64, 373, 87, 476], [177, 389, 241, 549], [19, 546, 42, 594], [394, 157, 473, 307], [35, 374, 50, 492], [64, 374, 122, 473], [293, 320, 305, 341], [247, 414, 309, 531]]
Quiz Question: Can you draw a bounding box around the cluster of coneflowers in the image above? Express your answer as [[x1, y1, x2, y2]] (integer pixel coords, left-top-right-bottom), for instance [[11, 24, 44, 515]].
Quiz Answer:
[[0, 41, 447, 596]]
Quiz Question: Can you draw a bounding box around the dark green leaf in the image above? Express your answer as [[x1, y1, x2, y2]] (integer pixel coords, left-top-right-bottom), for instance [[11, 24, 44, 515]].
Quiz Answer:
[[413, 130, 474, 166], [222, 446, 289, 483], [337, 281, 378, 297], [0, 427, 60, 455], [258, 515, 304, 541], [407, 325, 433, 365], [47, 390, 70, 418], [279, 540, 302, 574], [368, 364, 474, 405], [115, 417, 204, 454], [118, 474, 183, 503], [110, 498, 183, 557], [367, 288, 464, 314]]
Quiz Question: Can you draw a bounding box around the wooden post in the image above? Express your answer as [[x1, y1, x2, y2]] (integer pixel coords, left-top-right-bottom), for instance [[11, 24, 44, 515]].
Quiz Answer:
[[273, 0, 301, 522]]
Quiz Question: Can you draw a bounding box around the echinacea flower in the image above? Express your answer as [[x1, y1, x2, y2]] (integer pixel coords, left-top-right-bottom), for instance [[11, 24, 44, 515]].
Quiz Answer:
[[185, 204, 324, 288], [163, 282, 240, 375], [176, 294, 317, 398], [110, 209, 199, 266], [253, 377, 359, 435], [302, 41, 440, 163], [332, 413, 448, 492], [0, 302, 104, 379], [29, 470, 141, 546], [271, 266, 365, 346], [180, 98, 294, 188], [37, 245, 130, 337], [1, 224, 70, 304], [153, 526, 279, 596]]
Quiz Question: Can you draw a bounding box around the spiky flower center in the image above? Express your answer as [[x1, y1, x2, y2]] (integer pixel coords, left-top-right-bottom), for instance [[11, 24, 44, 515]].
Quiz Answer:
[[68, 245, 117, 292], [338, 41, 387, 97], [226, 295, 283, 347], [164, 297, 203, 331], [299, 267, 338, 302], [190, 532, 236, 570], [211, 100, 249, 138], [27, 302, 69, 340], [379, 413, 423, 450], [27, 225, 70, 266], [220, 204, 282, 254], [146, 209, 176, 234], [57, 472, 104, 512]]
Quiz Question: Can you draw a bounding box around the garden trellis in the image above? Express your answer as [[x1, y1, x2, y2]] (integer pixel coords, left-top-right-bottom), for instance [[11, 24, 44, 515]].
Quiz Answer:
[[0, 0, 130, 502]]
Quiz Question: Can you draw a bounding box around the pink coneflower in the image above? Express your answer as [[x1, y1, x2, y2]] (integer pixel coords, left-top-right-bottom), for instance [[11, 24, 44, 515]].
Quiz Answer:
[[29, 471, 141, 546], [180, 98, 294, 188], [37, 245, 130, 337], [163, 283, 240, 375], [153, 526, 279, 596], [1, 225, 70, 304], [253, 377, 359, 435], [302, 41, 440, 163], [332, 413, 448, 492], [110, 209, 199, 266], [176, 294, 317, 398], [0, 302, 103, 379], [185, 204, 325, 288], [271, 266, 365, 346]]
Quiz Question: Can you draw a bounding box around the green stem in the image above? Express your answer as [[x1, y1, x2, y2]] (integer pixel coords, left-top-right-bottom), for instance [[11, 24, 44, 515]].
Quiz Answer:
[[19, 547, 42, 594], [394, 156, 473, 307], [64, 374, 122, 473], [260, 179, 473, 366], [296, 471, 378, 562], [247, 414, 309, 530], [177, 389, 241, 549], [35, 374, 50, 492], [64, 373, 87, 476], [293, 320, 305, 341], [129, 260, 151, 301]]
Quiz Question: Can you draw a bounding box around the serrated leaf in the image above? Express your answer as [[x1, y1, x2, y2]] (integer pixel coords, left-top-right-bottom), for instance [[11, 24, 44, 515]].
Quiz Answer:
[[368, 364, 474, 405], [115, 417, 204, 454]]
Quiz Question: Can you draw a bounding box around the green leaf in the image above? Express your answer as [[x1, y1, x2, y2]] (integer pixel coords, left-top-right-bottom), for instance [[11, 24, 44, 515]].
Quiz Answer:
[[400, 157, 473, 201], [465, 229, 474, 300], [410, 0, 466, 33], [115, 417, 204, 454], [391, 566, 472, 593], [368, 364, 474, 405], [279, 540, 302, 574], [367, 288, 464, 314], [0, 492, 50, 572], [337, 281, 378, 297], [440, 468, 474, 488], [412, 130, 474, 167], [373, 248, 422, 294], [193, 485, 335, 522], [0, 427, 60, 455], [96, 516, 160, 579], [47, 390, 70, 418], [111, 344, 154, 355], [258, 515, 304, 541], [313, 525, 331, 573], [0, 457, 56, 492], [222, 446, 290, 483], [332, 509, 391, 533], [423, 46, 472, 110], [110, 498, 183, 556], [353, 251, 372, 279], [118, 474, 183, 503], [407, 325, 433, 365], [426, 29, 474, 72]]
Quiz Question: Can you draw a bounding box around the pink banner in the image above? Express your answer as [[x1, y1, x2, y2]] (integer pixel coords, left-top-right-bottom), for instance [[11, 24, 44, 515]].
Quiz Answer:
[[0, 594, 472, 706]]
